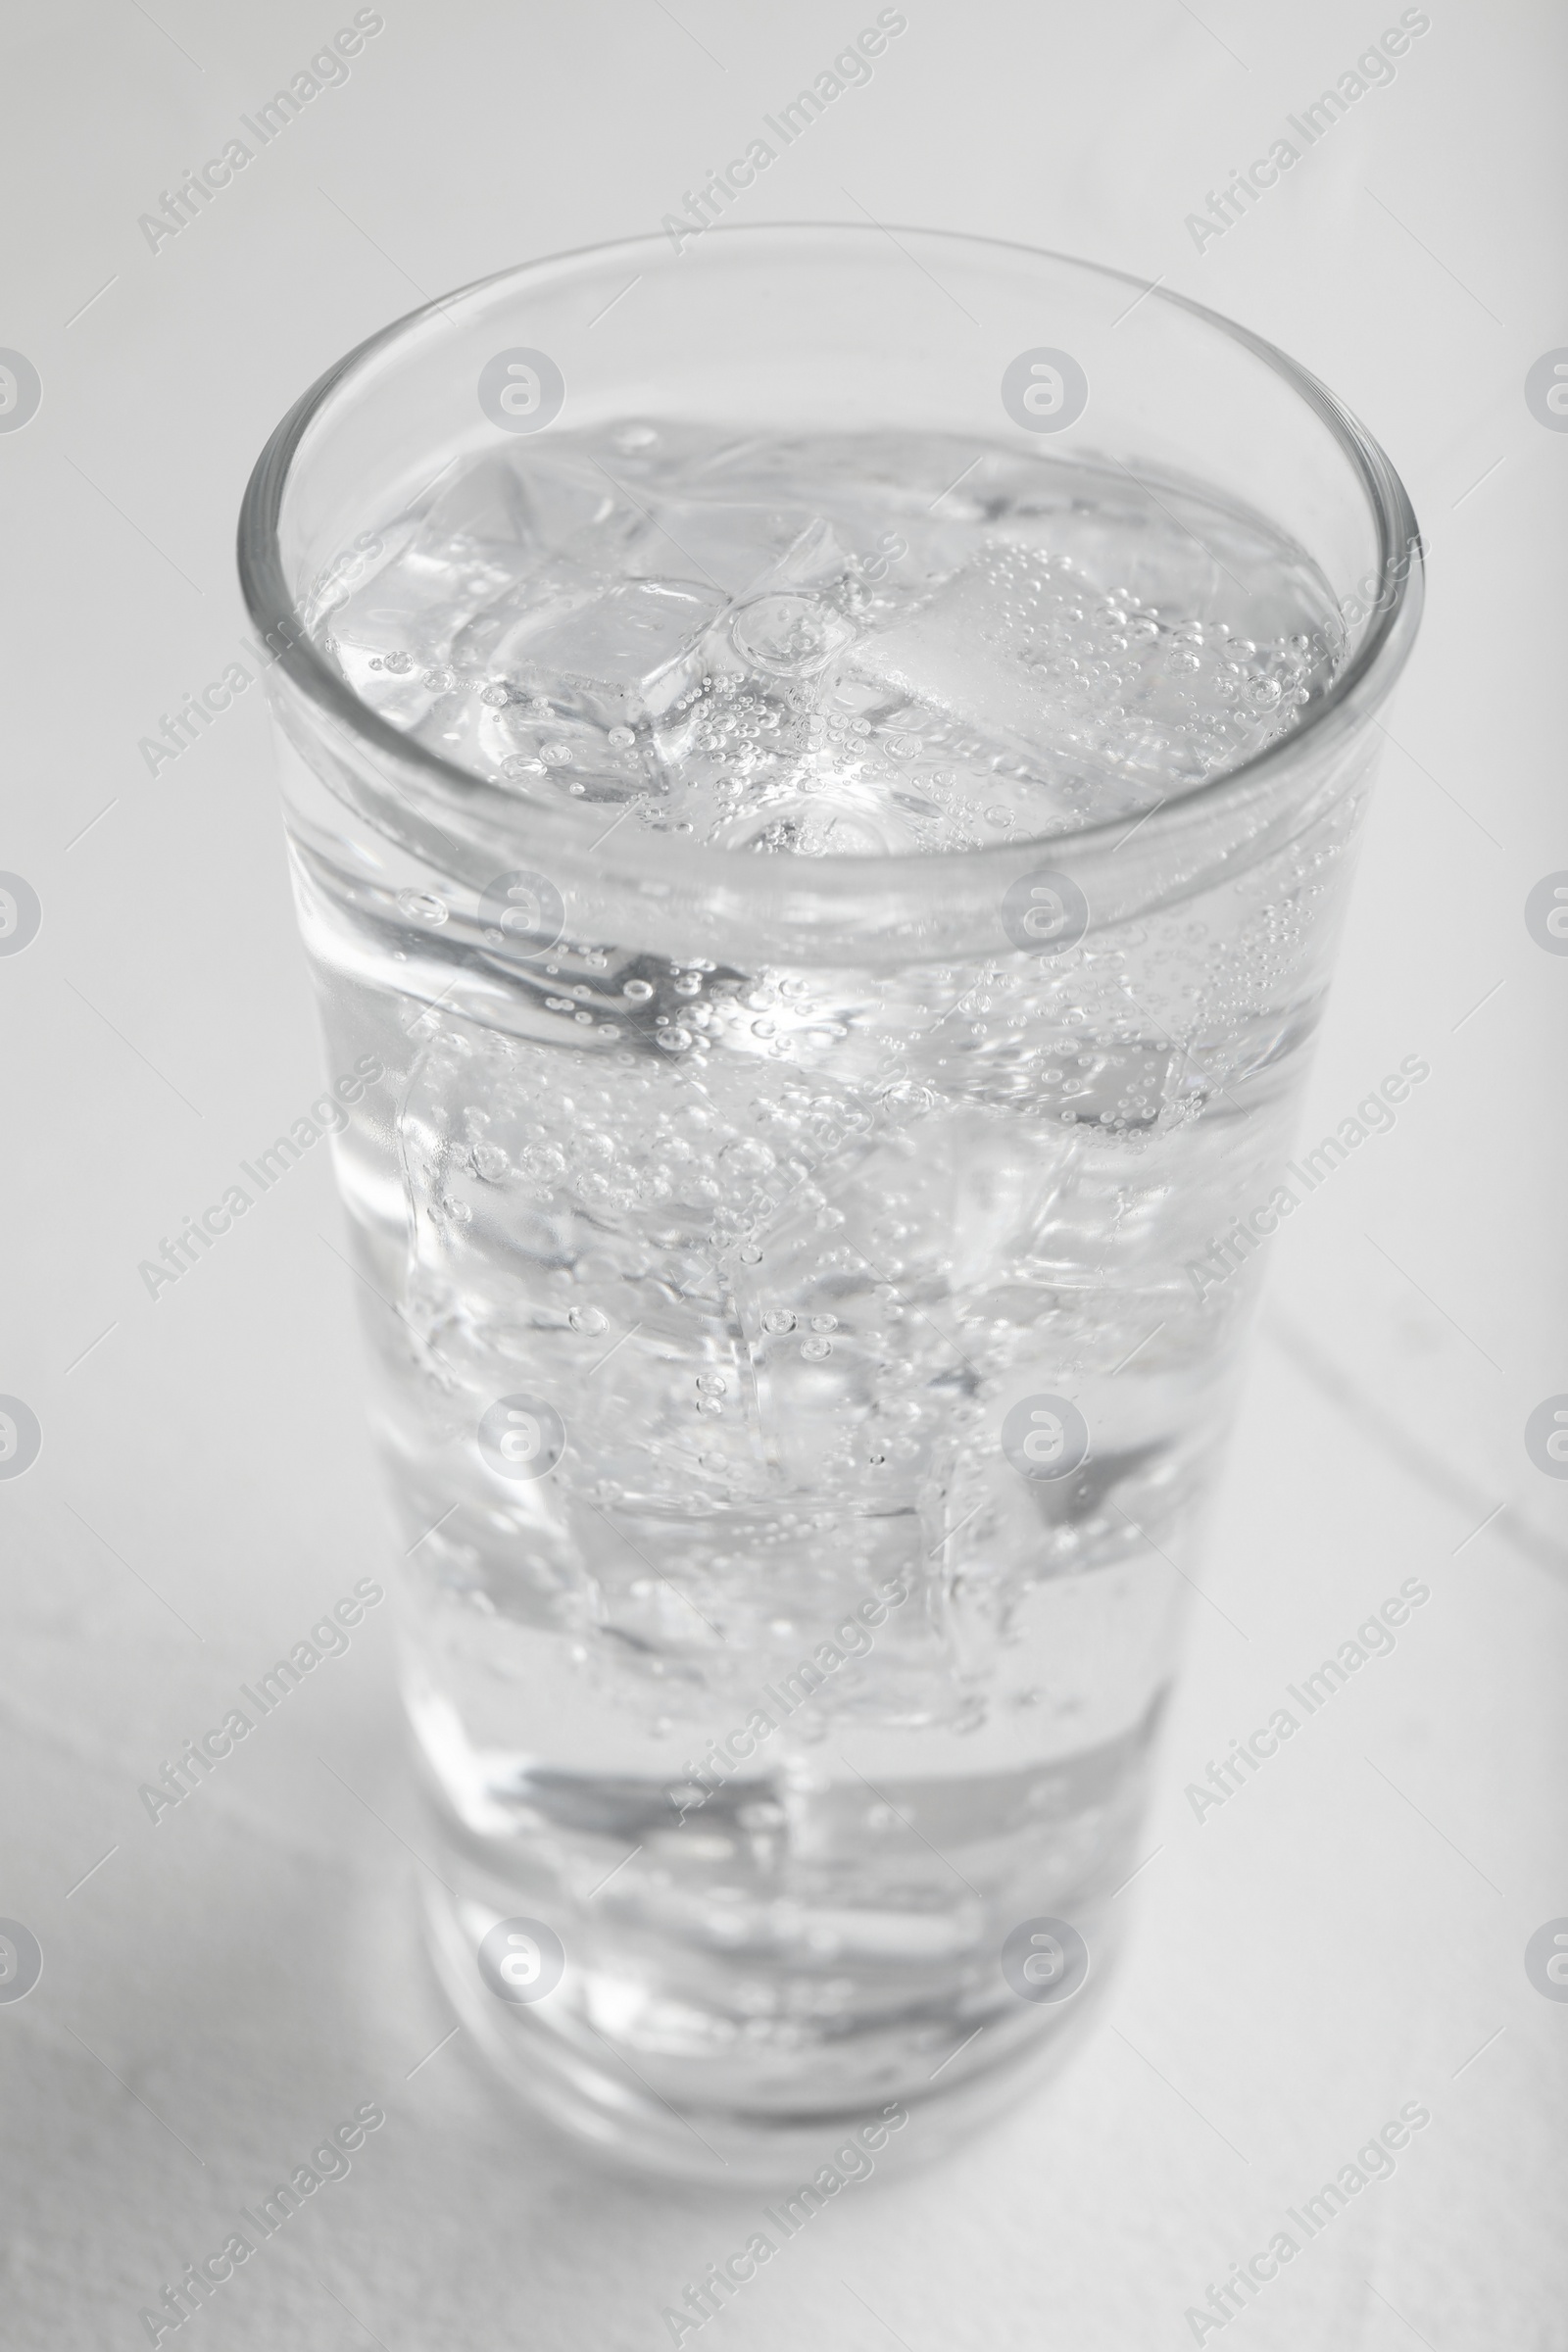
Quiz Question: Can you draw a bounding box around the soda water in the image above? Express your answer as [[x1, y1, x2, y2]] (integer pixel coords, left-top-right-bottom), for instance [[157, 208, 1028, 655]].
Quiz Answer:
[[287, 424, 1349, 2164]]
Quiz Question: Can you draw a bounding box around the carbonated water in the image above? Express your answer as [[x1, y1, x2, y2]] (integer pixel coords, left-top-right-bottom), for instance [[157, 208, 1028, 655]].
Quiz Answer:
[[287, 424, 1351, 2168]]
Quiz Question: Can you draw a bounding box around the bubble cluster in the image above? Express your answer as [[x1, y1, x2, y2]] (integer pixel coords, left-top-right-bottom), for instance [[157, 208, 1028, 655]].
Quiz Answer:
[[308, 424, 1343, 857], [313, 427, 1365, 1790]]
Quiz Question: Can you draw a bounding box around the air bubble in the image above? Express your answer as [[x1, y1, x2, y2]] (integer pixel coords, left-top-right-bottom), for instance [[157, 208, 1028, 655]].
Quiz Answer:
[[720, 1139, 775, 1178]]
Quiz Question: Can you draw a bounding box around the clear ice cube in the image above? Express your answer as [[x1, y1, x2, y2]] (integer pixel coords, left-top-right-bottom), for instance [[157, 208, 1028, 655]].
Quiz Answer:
[[846, 545, 1102, 761], [494, 576, 729, 727], [321, 456, 555, 724], [619, 500, 822, 596], [317, 427, 1335, 847]]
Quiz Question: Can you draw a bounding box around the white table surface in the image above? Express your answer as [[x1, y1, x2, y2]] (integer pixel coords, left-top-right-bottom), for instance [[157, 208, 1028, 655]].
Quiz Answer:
[[2, 2, 1564, 2345]]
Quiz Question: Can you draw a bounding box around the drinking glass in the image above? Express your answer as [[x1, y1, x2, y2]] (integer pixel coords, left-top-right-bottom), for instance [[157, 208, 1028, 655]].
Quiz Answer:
[[237, 225, 1421, 2180]]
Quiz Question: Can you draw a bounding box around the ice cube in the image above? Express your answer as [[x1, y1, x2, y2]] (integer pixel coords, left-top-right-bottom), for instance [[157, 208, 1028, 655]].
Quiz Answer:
[[485, 575, 729, 727], [836, 541, 1232, 822], [619, 500, 822, 597], [325, 561, 476, 727], [507, 450, 624, 550], [421, 444, 638, 568], [415, 451, 539, 559], [322, 455, 557, 722], [846, 543, 1093, 758]]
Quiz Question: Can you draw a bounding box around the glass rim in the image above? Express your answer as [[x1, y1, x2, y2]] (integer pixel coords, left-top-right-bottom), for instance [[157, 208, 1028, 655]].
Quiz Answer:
[[236, 220, 1423, 893]]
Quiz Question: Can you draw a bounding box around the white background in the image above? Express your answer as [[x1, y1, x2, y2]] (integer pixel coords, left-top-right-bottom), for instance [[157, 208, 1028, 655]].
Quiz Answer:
[[1, 2, 1565, 2346]]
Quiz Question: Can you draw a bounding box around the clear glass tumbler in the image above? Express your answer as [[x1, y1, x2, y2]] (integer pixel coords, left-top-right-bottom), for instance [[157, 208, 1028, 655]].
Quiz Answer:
[[238, 226, 1421, 2180]]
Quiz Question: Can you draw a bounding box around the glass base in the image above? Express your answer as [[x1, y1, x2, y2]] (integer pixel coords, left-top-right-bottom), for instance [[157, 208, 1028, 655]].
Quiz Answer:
[[421, 1868, 1113, 2186]]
